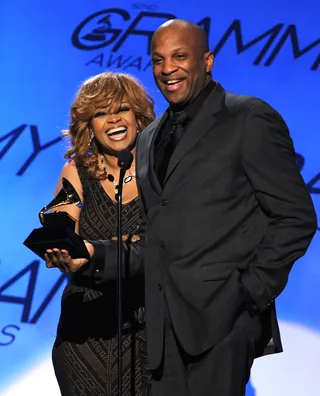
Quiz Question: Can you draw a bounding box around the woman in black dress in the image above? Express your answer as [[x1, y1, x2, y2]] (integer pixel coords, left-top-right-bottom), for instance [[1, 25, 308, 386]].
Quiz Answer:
[[44, 72, 155, 396]]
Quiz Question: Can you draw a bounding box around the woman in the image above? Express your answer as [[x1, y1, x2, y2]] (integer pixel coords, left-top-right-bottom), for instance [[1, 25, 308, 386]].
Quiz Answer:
[[44, 71, 155, 396]]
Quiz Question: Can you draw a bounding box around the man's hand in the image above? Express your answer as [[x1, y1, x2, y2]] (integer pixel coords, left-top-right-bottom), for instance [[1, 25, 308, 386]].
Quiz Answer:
[[44, 241, 94, 273]]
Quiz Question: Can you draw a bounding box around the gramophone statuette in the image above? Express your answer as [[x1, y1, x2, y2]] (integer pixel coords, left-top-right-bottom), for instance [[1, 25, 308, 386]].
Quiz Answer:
[[24, 178, 90, 260]]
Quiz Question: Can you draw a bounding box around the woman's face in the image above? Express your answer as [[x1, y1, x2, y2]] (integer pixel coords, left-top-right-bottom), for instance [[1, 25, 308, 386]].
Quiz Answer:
[[91, 95, 138, 155]]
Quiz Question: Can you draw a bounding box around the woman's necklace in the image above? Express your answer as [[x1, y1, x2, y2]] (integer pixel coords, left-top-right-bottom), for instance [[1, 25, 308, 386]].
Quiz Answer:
[[100, 155, 136, 195]]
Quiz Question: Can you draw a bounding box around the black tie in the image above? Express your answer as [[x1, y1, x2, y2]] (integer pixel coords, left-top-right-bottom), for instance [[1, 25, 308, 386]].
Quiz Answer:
[[166, 110, 188, 157], [156, 110, 188, 186]]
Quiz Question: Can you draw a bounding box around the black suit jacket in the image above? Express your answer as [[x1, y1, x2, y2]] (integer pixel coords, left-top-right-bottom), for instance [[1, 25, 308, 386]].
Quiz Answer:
[[136, 82, 317, 369]]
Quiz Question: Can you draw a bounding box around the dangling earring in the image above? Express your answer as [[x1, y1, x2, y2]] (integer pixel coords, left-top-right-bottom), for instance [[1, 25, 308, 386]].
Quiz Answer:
[[88, 130, 94, 154], [89, 132, 94, 147], [136, 123, 140, 134]]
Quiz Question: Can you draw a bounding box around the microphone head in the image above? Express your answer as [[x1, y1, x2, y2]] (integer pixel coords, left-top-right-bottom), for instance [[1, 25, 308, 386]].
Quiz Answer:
[[117, 149, 133, 170]]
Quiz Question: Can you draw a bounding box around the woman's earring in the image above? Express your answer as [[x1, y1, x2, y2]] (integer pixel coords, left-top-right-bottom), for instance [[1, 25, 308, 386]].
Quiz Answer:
[[136, 123, 140, 134], [89, 133, 94, 147], [88, 131, 94, 153]]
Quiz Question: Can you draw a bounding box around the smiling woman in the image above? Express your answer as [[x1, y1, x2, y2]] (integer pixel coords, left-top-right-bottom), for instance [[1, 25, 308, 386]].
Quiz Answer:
[[42, 72, 155, 396], [91, 96, 138, 166], [65, 72, 154, 178]]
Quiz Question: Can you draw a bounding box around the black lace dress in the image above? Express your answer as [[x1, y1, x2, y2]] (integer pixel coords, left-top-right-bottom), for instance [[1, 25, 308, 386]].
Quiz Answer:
[[52, 166, 149, 396]]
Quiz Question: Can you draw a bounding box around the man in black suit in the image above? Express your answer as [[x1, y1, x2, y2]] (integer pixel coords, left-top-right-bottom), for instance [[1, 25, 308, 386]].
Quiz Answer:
[[136, 19, 317, 395]]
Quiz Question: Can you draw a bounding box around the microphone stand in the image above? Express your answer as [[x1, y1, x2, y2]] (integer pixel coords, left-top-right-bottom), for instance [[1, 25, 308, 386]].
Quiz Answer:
[[115, 150, 133, 396]]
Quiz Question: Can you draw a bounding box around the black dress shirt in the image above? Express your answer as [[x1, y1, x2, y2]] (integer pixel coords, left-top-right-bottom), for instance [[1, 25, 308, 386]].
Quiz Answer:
[[154, 80, 216, 186]]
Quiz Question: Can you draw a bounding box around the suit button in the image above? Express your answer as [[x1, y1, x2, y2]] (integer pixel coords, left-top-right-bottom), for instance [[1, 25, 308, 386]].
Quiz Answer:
[[159, 241, 166, 248], [160, 199, 168, 206], [157, 283, 163, 291]]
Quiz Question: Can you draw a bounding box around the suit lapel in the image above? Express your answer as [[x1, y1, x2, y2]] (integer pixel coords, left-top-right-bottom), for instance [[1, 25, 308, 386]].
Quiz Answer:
[[139, 113, 168, 195], [164, 84, 226, 186]]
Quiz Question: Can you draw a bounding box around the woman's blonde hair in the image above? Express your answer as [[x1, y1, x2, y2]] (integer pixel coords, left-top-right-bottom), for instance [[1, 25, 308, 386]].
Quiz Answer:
[[64, 71, 155, 179]]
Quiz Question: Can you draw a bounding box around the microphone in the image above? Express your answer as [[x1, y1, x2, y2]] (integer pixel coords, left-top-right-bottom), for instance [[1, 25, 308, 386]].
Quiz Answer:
[[117, 149, 133, 170], [116, 149, 134, 396], [116, 150, 133, 201]]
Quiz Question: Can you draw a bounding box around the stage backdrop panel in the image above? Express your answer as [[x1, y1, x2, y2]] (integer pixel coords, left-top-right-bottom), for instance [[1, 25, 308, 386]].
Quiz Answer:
[[0, 0, 319, 394]]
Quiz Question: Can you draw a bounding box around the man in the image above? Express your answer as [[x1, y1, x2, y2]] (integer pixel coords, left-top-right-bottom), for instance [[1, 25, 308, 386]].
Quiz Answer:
[[136, 19, 317, 395]]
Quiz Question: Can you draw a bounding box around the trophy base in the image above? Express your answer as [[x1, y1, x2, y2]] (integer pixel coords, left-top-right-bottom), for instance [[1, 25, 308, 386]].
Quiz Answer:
[[24, 213, 90, 260]]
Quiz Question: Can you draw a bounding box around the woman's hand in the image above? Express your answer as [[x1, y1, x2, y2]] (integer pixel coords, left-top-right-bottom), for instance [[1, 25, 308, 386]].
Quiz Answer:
[[44, 241, 94, 273], [111, 234, 140, 242]]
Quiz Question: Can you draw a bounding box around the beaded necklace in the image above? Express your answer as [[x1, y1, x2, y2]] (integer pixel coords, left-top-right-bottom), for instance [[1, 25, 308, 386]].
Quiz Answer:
[[100, 155, 136, 195]]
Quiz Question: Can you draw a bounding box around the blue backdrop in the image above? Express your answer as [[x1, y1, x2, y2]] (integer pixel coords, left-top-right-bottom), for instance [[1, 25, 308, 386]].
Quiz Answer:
[[1, 1, 319, 394]]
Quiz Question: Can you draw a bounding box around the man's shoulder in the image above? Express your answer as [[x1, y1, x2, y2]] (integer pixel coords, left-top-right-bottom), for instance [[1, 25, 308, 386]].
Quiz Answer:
[[224, 91, 266, 115], [223, 89, 284, 124], [145, 114, 165, 131], [139, 114, 165, 140], [137, 114, 164, 149]]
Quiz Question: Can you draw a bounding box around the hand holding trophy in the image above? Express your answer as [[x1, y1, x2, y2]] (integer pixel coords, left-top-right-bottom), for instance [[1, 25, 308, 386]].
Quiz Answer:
[[24, 177, 90, 260]]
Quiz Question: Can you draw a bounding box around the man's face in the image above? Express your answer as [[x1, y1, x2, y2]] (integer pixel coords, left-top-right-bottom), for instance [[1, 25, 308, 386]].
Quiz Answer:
[[151, 26, 213, 106]]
